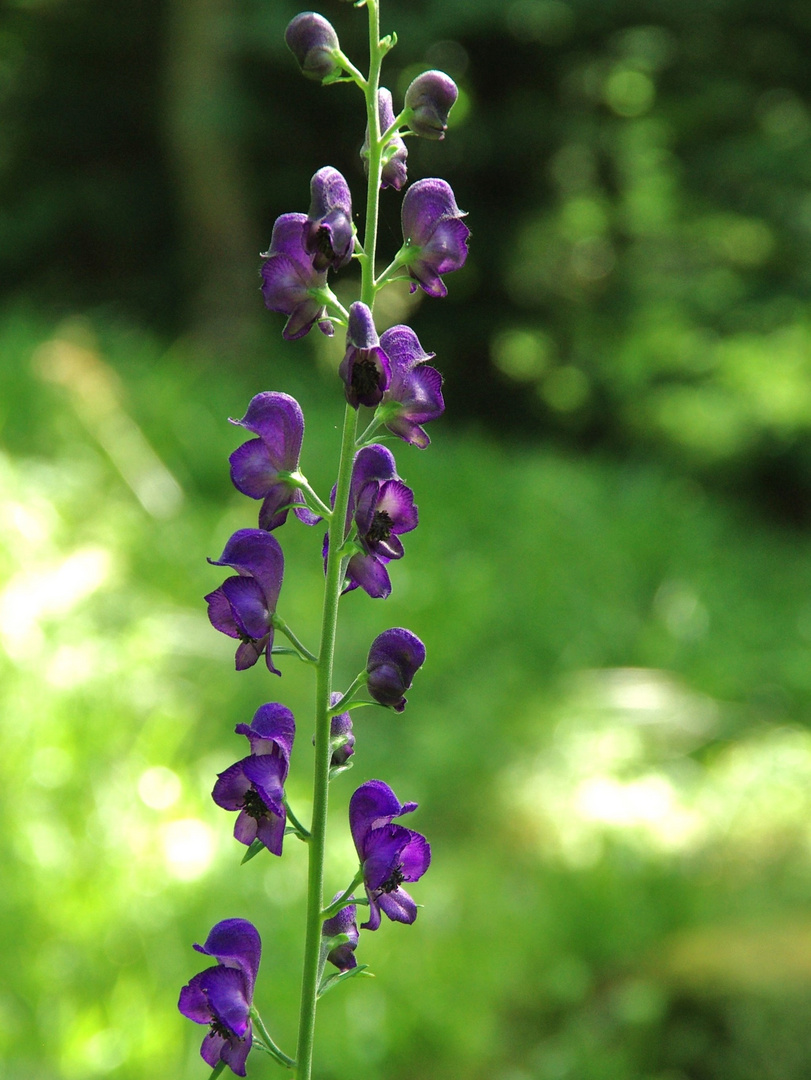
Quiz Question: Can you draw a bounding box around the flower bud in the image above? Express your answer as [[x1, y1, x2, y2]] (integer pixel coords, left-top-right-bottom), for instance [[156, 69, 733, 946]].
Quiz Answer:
[[404, 70, 458, 139], [339, 302, 391, 409], [328, 693, 355, 768], [366, 628, 426, 712], [285, 12, 342, 83], [361, 88, 408, 191], [322, 897, 358, 971], [306, 166, 354, 271]]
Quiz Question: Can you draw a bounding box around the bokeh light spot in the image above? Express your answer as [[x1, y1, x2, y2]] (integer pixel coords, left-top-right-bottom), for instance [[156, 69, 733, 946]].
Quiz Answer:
[[161, 818, 214, 880], [138, 766, 182, 811]]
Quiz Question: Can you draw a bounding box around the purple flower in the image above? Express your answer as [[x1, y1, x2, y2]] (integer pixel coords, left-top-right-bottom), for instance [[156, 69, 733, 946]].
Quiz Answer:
[[329, 692, 355, 767], [322, 895, 359, 971], [404, 70, 458, 140], [205, 529, 285, 674], [366, 627, 426, 712], [362, 88, 408, 191], [326, 445, 418, 599], [212, 704, 295, 856], [401, 178, 470, 298], [338, 302, 392, 409], [378, 325, 444, 448], [260, 213, 334, 340], [306, 167, 354, 271], [178, 918, 261, 1076], [285, 12, 341, 82], [349, 780, 431, 931], [229, 392, 320, 530]]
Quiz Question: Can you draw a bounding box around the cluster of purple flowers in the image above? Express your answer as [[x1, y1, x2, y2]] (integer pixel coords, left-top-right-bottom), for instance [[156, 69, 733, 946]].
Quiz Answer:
[[180, 6, 467, 1074]]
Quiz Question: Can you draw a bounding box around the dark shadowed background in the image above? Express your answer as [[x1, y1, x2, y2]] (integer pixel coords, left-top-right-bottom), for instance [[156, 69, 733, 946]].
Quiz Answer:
[[3, 1, 811, 1077]]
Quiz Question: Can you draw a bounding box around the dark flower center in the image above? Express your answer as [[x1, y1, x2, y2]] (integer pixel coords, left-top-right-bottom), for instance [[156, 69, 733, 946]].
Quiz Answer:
[[209, 1018, 235, 1040], [380, 863, 405, 893], [351, 354, 381, 398], [315, 225, 336, 260], [243, 787, 269, 820], [366, 510, 393, 544]]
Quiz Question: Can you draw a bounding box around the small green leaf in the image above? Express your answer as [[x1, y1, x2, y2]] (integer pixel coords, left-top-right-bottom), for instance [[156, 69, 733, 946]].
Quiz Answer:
[[240, 839, 265, 865], [329, 760, 354, 781], [321, 932, 350, 952], [317, 964, 374, 998]]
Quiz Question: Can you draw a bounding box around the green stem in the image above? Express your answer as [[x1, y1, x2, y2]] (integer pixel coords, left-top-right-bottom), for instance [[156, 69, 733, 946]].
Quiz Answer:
[[294, 404, 358, 1080], [294, 5, 387, 1078], [251, 1007, 296, 1069], [355, 415, 383, 447], [374, 250, 409, 289], [321, 869, 364, 921], [328, 671, 368, 715], [284, 797, 311, 841], [334, 49, 368, 89], [281, 471, 332, 520], [360, 1, 384, 309], [272, 614, 318, 664]]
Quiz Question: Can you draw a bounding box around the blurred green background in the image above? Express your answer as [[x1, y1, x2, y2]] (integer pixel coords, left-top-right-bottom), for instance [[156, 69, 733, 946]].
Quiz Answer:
[[4, 0, 811, 1077]]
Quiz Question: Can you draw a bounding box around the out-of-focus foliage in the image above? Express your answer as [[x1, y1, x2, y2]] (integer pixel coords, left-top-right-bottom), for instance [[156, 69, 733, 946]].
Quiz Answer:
[[4, 0, 811, 1077], [3, 0, 811, 499], [4, 311, 811, 1078]]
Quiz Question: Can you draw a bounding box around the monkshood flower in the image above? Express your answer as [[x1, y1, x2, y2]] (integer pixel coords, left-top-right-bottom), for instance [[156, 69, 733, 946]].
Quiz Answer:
[[400, 178, 470, 298], [306, 166, 354, 271], [362, 87, 408, 191], [178, 918, 261, 1076], [349, 780, 431, 931], [205, 529, 284, 674], [378, 324, 444, 448], [260, 213, 333, 341], [229, 391, 320, 530], [404, 70, 458, 140], [329, 692, 355, 767], [322, 895, 359, 971], [338, 302, 392, 409], [325, 444, 418, 598], [212, 704, 295, 856], [285, 12, 342, 83], [366, 627, 426, 711]]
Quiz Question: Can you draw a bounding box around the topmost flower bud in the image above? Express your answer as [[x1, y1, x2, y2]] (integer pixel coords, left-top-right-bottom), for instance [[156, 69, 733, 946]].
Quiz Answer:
[[285, 12, 342, 83], [403, 70, 458, 140]]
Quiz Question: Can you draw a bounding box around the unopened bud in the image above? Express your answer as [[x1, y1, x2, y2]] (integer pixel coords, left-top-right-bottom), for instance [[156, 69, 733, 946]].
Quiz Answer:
[[404, 69, 458, 139], [285, 12, 341, 82]]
